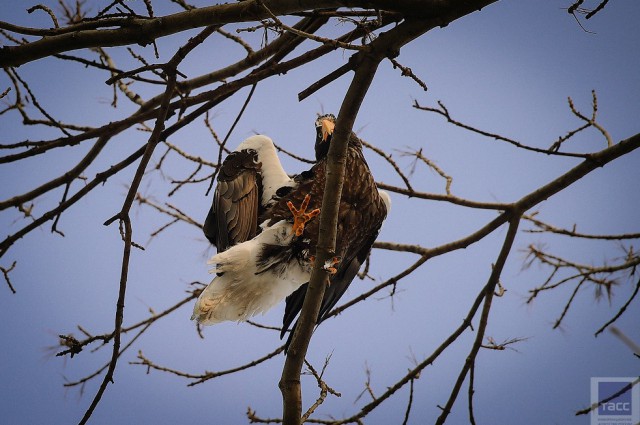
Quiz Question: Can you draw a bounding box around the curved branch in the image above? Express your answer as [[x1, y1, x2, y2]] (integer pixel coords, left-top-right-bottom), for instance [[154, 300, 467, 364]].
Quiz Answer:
[[0, 0, 500, 68], [131, 345, 285, 386], [595, 277, 640, 336], [0, 1, 348, 67], [0, 135, 109, 211], [279, 38, 382, 425], [435, 217, 520, 424]]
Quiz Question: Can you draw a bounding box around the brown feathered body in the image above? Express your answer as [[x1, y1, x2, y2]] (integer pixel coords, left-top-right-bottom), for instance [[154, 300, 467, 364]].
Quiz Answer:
[[263, 133, 389, 346], [261, 134, 386, 273]]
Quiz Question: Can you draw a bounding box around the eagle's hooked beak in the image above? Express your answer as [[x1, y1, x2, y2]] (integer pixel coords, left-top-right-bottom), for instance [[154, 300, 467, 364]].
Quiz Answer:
[[320, 118, 335, 142]]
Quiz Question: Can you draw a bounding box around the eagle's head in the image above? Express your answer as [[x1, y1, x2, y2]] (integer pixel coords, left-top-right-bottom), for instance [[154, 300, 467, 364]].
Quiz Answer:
[[314, 113, 336, 160]]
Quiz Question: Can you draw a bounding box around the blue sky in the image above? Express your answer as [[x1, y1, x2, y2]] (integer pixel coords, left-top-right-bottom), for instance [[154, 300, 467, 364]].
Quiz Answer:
[[1, 1, 639, 424]]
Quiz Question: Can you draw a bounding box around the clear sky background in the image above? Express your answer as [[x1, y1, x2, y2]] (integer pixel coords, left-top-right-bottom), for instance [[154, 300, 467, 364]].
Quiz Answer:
[[1, 1, 639, 424]]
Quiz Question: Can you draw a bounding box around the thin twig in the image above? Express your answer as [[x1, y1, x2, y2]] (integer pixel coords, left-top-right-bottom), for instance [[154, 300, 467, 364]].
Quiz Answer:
[[63, 321, 152, 388], [402, 378, 415, 425], [524, 213, 640, 240], [132, 345, 285, 385], [1, 260, 17, 293], [389, 58, 428, 91], [79, 26, 215, 425], [414, 100, 592, 158], [435, 218, 520, 425], [301, 358, 341, 422], [595, 278, 640, 337], [468, 360, 477, 425], [27, 4, 60, 28], [362, 140, 413, 191], [77, 215, 133, 425], [258, 1, 368, 52]]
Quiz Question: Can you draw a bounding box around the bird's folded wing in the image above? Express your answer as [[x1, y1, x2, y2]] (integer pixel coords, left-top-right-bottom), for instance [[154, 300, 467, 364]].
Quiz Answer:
[[204, 150, 261, 251]]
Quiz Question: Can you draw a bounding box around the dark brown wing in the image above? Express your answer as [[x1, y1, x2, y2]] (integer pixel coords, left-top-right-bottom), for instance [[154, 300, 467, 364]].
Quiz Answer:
[[276, 141, 388, 347], [203, 149, 261, 252], [281, 226, 381, 344]]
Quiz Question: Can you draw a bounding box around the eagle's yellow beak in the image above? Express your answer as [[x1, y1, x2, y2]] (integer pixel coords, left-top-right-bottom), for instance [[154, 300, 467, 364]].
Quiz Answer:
[[321, 119, 335, 142]]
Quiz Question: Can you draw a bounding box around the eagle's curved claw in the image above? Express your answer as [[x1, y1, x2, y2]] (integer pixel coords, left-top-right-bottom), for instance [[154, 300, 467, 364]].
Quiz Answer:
[[287, 194, 320, 237], [308, 255, 341, 276], [323, 256, 341, 275]]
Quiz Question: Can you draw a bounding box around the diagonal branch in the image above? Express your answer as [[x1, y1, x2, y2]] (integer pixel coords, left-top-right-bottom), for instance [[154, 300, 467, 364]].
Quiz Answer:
[[414, 100, 592, 158], [131, 345, 285, 386], [0, 0, 500, 68], [435, 217, 521, 424], [279, 39, 382, 425], [79, 26, 215, 425], [0, 1, 347, 67], [77, 215, 133, 425], [279, 9, 492, 422]]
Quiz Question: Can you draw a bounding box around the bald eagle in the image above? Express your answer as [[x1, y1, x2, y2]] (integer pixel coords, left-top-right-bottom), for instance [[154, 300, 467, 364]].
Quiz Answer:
[[192, 115, 390, 349]]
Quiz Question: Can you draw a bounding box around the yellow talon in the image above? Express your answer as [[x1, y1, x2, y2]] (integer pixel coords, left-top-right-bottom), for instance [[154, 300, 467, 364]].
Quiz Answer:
[[287, 194, 320, 237], [323, 256, 341, 275], [308, 255, 341, 276]]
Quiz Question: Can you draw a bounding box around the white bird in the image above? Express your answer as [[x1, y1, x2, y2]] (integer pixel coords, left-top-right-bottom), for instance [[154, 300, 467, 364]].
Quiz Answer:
[[202, 135, 296, 251], [194, 134, 310, 324], [192, 219, 312, 324]]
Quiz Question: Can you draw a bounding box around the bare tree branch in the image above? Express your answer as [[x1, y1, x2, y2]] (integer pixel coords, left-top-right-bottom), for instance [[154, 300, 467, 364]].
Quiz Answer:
[[435, 218, 520, 425], [1, 260, 17, 293], [80, 25, 214, 424], [1, 2, 636, 424]]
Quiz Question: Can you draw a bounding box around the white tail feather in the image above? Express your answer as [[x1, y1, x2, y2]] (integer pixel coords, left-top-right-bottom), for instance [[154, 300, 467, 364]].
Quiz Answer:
[[192, 221, 311, 325]]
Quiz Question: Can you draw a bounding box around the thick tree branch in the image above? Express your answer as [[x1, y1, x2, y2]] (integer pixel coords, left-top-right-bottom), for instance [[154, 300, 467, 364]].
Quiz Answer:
[[0, 0, 498, 68], [279, 6, 498, 421], [79, 26, 213, 423], [279, 39, 381, 425]]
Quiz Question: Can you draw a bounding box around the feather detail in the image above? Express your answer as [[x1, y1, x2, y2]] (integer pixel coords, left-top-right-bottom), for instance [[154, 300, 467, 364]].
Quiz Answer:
[[236, 135, 295, 206], [192, 220, 311, 324], [203, 135, 296, 251], [196, 117, 388, 355]]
